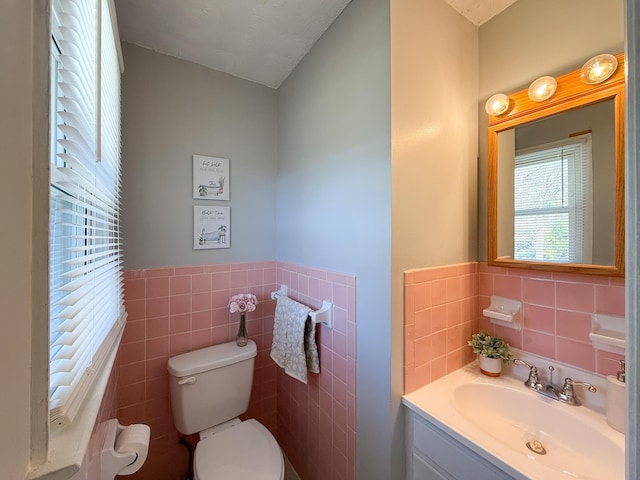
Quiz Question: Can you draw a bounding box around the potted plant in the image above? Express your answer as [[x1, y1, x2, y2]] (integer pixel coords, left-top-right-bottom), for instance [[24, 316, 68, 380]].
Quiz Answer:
[[468, 331, 512, 377]]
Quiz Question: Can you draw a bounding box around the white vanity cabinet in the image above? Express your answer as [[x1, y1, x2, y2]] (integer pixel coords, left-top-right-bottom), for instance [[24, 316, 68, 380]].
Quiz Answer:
[[405, 409, 519, 480], [402, 361, 624, 480]]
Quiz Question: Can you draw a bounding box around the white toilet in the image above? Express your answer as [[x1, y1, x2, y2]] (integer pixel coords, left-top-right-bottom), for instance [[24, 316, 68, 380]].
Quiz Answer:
[[168, 339, 284, 480]]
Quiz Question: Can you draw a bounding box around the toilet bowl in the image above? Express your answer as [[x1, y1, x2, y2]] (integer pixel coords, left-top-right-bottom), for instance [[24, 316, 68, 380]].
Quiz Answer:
[[167, 340, 284, 480], [194, 419, 283, 480]]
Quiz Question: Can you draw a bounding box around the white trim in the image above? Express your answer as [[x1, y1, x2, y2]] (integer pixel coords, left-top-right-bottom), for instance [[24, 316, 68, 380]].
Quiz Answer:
[[107, 0, 124, 73], [31, 0, 55, 467], [50, 314, 126, 430], [27, 322, 124, 480]]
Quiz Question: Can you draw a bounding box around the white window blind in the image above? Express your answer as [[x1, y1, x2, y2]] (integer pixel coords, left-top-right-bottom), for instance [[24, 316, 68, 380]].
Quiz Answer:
[[513, 135, 593, 263], [49, 0, 125, 428]]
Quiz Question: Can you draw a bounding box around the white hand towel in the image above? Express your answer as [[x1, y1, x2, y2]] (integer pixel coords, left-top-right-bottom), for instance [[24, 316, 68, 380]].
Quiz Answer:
[[270, 296, 319, 383]]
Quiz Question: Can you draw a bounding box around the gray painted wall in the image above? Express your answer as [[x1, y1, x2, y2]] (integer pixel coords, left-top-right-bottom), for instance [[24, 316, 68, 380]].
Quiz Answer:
[[390, 1, 479, 478], [121, 2, 394, 475], [276, 0, 392, 478], [120, 44, 278, 269]]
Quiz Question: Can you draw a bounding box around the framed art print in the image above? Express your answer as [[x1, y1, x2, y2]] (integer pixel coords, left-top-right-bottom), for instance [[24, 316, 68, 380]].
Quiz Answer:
[[193, 205, 230, 249], [193, 154, 229, 200]]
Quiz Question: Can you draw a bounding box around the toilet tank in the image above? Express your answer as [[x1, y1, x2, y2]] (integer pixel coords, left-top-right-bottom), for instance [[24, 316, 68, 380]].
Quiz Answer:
[[167, 339, 257, 435]]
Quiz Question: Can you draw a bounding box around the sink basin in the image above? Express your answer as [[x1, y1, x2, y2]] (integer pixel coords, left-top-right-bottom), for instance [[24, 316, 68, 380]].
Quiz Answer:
[[403, 362, 625, 480], [453, 382, 624, 480]]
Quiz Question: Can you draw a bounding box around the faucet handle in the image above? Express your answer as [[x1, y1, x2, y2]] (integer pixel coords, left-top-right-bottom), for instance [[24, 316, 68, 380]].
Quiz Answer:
[[560, 378, 597, 406], [513, 358, 536, 369], [513, 358, 540, 389], [562, 377, 597, 393]]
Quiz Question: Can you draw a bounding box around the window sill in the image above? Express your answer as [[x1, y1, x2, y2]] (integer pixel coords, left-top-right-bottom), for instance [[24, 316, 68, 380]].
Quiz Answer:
[[26, 326, 123, 480]]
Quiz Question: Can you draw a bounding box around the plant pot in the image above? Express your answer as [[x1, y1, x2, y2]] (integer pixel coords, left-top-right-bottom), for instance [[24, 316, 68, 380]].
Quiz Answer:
[[479, 355, 502, 377]]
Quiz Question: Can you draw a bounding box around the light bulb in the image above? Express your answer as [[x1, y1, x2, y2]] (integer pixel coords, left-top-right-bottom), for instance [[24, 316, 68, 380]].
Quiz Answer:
[[581, 54, 618, 84], [485, 94, 510, 116], [528, 76, 557, 102]]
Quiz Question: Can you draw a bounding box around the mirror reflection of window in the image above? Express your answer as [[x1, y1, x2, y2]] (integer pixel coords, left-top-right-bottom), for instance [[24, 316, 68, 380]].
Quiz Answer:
[[488, 61, 623, 274], [513, 134, 593, 263]]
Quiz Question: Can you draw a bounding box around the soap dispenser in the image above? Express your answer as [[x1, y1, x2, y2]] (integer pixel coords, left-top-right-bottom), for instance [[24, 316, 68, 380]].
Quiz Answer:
[[606, 360, 626, 433]]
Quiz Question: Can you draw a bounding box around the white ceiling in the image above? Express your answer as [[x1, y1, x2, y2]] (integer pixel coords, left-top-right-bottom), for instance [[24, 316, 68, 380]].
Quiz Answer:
[[443, 0, 519, 25], [114, 0, 519, 89]]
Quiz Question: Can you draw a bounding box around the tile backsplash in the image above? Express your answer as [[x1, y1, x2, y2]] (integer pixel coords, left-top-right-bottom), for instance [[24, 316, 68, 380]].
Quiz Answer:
[[404, 262, 625, 394], [404, 262, 479, 393], [478, 263, 625, 377]]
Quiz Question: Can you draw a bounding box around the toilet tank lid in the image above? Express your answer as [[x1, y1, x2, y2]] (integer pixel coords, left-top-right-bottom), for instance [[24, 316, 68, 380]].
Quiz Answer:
[[168, 339, 257, 377]]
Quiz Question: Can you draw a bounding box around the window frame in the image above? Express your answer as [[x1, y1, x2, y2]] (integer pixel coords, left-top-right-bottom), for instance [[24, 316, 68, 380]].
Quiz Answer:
[[512, 134, 593, 263], [27, 0, 125, 477]]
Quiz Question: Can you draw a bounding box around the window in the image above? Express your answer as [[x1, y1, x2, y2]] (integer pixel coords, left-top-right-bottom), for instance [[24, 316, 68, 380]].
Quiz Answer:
[[49, 0, 125, 428], [513, 134, 593, 263]]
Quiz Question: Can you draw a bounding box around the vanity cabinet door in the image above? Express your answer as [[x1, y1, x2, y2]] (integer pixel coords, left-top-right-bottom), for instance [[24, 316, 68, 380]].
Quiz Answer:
[[407, 412, 518, 480], [411, 453, 448, 480]]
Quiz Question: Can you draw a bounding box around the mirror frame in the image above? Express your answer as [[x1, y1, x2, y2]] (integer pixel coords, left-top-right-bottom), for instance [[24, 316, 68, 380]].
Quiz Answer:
[[488, 53, 625, 276]]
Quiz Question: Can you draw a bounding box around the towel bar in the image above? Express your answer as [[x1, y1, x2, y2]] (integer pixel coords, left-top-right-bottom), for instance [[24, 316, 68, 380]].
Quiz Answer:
[[270, 284, 333, 329]]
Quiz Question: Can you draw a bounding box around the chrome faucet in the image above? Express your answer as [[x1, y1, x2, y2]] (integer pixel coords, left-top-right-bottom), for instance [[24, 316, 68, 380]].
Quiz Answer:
[[512, 359, 596, 406], [556, 378, 597, 406], [513, 358, 542, 390]]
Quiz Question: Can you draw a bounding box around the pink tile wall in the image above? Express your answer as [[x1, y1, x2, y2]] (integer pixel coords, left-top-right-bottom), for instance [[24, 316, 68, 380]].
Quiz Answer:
[[478, 262, 625, 377], [404, 261, 626, 395], [118, 261, 279, 480], [275, 262, 357, 480], [404, 262, 479, 393], [113, 260, 356, 480]]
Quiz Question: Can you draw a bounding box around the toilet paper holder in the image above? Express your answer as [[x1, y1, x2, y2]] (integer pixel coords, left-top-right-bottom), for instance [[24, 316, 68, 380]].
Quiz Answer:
[[99, 419, 150, 480]]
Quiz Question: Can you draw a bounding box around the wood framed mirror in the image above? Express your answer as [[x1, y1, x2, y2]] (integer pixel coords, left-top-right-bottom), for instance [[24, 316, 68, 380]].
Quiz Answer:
[[487, 53, 624, 276]]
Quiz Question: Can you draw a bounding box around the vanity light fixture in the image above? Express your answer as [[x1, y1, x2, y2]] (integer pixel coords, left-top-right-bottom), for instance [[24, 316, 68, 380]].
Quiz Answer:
[[580, 53, 618, 84], [485, 93, 510, 116], [528, 76, 557, 102]]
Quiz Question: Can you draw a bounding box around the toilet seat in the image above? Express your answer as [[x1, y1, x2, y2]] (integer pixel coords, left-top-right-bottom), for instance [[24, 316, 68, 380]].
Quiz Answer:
[[194, 419, 284, 480]]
